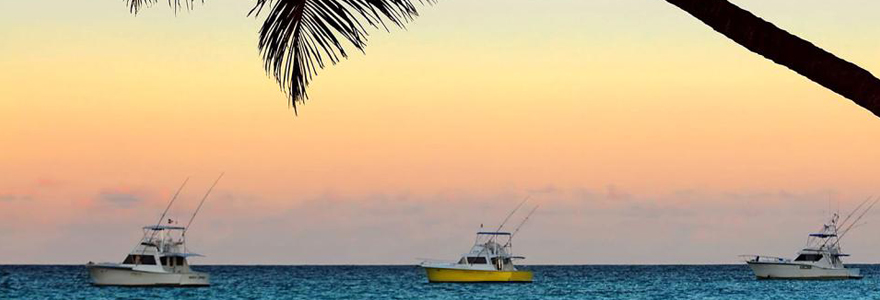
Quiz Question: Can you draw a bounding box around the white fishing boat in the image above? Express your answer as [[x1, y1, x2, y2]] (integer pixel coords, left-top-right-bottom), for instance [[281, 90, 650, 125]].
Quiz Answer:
[[419, 199, 538, 283], [86, 175, 222, 286], [86, 225, 210, 286], [741, 198, 876, 280]]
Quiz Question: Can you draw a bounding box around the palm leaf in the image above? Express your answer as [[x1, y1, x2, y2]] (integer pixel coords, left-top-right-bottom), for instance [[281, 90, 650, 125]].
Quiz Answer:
[[125, 0, 430, 113], [126, 0, 203, 14], [250, 0, 430, 113]]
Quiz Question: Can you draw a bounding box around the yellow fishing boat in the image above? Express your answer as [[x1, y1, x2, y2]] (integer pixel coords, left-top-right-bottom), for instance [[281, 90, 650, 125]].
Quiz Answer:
[[420, 202, 538, 283]]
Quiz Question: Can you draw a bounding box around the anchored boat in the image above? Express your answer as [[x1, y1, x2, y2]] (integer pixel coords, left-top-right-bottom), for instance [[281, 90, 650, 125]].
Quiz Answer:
[[86, 174, 222, 286], [86, 225, 210, 286], [420, 200, 537, 283], [420, 231, 533, 282], [741, 198, 877, 280]]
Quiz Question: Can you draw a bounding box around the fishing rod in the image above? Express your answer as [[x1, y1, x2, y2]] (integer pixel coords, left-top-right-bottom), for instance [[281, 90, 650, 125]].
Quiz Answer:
[[183, 172, 224, 237], [495, 195, 530, 233]]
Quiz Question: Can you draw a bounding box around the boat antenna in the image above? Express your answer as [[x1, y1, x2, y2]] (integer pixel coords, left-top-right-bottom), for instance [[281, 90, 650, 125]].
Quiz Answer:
[[183, 172, 223, 237], [496, 195, 529, 233], [505, 205, 539, 247]]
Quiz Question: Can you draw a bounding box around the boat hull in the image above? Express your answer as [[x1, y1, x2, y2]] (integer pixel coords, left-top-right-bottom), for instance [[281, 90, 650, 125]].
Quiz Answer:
[[87, 265, 210, 286], [423, 267, 533, 283], [746, 262, 861, 280]]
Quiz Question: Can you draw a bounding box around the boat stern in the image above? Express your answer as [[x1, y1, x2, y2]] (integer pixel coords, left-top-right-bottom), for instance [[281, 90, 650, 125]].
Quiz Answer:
[[178, 271, 210, 286], [846, 267, 862, 279]]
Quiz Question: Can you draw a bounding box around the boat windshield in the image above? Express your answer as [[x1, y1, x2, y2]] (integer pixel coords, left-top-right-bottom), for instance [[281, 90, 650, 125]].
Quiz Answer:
[[459, 257, 488, 264], [159, 256, 187, 267], [794, 254, 823, 262], [123, 254, 157, 265]]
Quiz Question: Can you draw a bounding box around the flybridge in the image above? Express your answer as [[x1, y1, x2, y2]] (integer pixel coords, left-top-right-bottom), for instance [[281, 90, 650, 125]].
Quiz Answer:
[[143, 225, 186, 231], [808, 233, 837, 238], [477, 232, 511, 235]]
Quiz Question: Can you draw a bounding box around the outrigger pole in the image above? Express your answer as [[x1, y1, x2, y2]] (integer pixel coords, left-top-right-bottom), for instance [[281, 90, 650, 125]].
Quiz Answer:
[[137, 177, 189, 264], [154, 177, 190, 228], [505, 205, 539, 248], [495, 195, 530, 233], [833, 198, 879, 248], [837, 196, 873, 230], [820, 196, 878, 250], [183, 172, 224, 237]]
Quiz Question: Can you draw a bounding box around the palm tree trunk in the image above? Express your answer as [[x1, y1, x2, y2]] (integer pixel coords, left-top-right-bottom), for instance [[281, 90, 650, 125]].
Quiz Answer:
[[665, 0, 880, 118]]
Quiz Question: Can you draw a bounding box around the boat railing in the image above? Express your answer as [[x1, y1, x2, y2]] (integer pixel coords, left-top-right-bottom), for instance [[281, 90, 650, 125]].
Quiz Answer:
[[739, 254, 790, 263], [417, 258, 456, 266]]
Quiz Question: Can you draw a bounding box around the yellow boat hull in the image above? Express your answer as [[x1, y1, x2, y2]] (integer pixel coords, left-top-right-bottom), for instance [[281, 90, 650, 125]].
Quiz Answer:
[[424, 267, 533, 283]]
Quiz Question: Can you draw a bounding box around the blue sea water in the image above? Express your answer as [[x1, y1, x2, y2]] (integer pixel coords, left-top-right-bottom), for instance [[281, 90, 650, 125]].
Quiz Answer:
[[2, 265, 880, 300]]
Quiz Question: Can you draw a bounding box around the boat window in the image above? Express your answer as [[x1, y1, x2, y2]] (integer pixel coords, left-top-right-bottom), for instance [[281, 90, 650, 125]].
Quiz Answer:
[[159, 256, 187, 266], [830, 256, 840, 265], [123, 254, 157, 265], [490, 257, 515, 270], [140, 255, 157, 265], [490, 258, 513, 265], [794, 254, 822, 262], [466, 257, 487, 264]]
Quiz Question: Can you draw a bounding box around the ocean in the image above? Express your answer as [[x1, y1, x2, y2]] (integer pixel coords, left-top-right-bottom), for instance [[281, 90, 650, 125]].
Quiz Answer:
[[2, 265, 879, 299]]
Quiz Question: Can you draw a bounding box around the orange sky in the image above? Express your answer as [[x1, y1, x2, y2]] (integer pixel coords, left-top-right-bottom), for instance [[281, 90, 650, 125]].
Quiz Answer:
[[2, 0, 880, 264]]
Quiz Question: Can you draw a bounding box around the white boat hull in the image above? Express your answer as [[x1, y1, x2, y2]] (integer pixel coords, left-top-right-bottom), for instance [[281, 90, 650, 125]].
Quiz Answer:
[[747, 262, 861, 279], [87, 265, 209, 286]]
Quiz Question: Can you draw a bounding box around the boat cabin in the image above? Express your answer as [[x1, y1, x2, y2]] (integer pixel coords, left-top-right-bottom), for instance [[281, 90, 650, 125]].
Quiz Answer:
[[789, 214, 848, 268], [121, 225, 203, 273], [456, 232, 525, 271]]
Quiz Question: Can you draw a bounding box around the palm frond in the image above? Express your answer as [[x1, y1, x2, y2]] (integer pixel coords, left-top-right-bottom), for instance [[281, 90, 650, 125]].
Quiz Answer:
[[126, 0, 203, 14], [250, 0, 432, 113]]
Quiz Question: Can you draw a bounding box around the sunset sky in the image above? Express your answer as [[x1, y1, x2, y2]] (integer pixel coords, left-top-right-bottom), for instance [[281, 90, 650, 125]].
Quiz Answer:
[[2, 0, 880, 264]]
